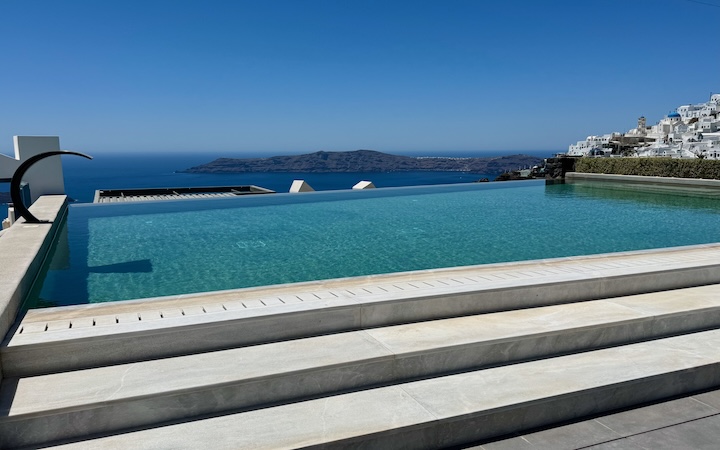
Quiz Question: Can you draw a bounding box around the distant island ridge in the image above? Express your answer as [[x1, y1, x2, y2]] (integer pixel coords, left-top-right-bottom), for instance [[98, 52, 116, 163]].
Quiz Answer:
[[181, 150, 544, 174]]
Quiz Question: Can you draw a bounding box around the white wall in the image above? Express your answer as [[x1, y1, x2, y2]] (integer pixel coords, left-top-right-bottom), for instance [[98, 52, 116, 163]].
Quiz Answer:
[[0, 136, 65, 203]]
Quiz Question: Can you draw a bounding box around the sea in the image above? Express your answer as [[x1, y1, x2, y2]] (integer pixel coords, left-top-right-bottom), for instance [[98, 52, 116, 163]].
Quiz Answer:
[[0, 150, 552, 219]]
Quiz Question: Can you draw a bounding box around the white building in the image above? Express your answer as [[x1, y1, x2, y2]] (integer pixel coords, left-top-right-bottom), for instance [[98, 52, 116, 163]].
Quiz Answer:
[[677, 94, 719, 120], [568, 93, 720, 160], [698, 117, 720, 133], [567, 133, 620, 156]]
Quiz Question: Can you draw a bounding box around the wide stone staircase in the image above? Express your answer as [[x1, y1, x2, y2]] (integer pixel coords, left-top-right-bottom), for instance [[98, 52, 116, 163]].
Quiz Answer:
[[3, 246, 720, 449]]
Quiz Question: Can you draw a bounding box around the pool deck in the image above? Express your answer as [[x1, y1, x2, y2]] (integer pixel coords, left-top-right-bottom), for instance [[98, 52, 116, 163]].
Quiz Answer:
[[4, 180, 720, 448], [469, 386, 720, 449]]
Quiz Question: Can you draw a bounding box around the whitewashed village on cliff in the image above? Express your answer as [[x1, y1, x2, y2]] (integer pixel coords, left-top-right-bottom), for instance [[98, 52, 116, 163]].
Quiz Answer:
[[568, 93, 720, 159]]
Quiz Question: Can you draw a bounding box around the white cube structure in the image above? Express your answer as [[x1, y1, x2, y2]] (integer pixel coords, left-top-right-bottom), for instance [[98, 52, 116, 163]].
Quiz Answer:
[[352, 180, 375, 190], [289, 180, 314, 193]]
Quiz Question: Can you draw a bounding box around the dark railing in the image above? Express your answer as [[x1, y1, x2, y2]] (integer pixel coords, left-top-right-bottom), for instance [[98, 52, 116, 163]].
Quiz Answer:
[[10, 151, 92, 223]]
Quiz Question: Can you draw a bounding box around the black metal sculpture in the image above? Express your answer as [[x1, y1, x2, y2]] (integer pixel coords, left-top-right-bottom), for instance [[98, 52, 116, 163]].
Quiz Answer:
[[10, 151, 93, 223]]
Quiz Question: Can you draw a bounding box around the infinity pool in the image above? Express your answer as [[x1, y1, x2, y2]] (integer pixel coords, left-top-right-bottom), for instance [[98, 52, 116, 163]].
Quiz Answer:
[[26, 180, 720, 308]]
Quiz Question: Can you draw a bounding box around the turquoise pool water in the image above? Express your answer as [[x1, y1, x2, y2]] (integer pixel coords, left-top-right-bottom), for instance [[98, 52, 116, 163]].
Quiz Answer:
[[27, 180, 720, 308]]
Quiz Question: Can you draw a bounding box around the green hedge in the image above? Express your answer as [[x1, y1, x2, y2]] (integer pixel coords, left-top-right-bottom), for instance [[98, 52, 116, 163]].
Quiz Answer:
[[575, 158, 720, 179]]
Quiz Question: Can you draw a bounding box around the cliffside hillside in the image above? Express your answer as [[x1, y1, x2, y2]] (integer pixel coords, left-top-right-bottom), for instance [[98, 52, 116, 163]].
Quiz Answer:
[[181, 150, 543, 174]]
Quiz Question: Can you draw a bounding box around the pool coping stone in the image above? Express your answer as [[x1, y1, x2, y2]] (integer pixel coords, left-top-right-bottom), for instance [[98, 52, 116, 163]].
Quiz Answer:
[[5, 241, 720, 377], [0, 195, 67, 382]]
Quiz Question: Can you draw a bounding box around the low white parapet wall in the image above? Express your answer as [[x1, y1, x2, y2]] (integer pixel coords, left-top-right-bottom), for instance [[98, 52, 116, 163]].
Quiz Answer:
[[0, 195, 67, 380], [567, 172, 720, 189]]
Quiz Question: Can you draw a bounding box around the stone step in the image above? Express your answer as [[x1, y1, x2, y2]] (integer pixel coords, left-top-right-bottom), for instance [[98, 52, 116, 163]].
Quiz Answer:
[[43, 327, 720, 449], [3, 284, 720, 448], [5, 245, 720, 377]]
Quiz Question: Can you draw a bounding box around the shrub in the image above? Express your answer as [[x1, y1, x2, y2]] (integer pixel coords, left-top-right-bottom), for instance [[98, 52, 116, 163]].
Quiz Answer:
[[574, 158, 720, 180]]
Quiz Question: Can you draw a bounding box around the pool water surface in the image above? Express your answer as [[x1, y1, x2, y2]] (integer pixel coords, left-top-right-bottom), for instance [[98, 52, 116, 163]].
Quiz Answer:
[[27, 180, 720, 308]]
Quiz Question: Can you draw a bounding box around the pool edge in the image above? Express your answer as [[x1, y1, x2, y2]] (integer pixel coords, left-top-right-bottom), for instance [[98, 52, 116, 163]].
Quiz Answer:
[[0, 196, 68, 376]]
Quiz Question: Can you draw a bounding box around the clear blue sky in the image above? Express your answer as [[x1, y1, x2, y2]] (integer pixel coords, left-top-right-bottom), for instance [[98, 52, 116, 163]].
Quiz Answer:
[[1, 0, 718, 156]]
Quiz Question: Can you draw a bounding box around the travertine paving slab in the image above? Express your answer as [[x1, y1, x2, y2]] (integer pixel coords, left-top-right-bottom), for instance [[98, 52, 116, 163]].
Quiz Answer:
[[609, 286, 720, 314], [0, 331, 392, 417], [6, 277, 720, 378], [51, 386, 437, 450], [46, 329, 720, 450], [401, 334, 718, 421], [4, 288, 720, 447], [365, 299, 644, 354]]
